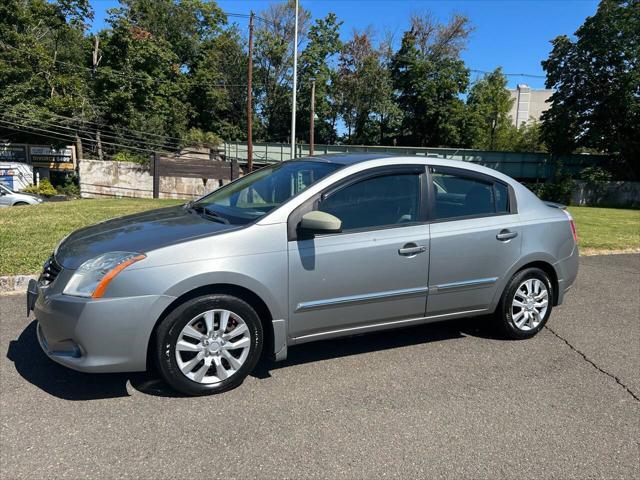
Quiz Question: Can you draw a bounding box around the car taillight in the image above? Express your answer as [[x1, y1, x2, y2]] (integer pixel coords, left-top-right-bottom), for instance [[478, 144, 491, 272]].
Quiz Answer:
[[563, 210, 578, 243]]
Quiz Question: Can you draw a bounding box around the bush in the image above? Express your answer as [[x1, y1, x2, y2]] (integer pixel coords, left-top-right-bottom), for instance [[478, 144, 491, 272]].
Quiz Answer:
[[541, 175, 574, 205], [112, 151, 150, 165], [181, 128, 222, 148], [21, 178, 58, 197], [524, 175, 574, 205], [56, 181, 80, 197], [580, 166, 612, 184]]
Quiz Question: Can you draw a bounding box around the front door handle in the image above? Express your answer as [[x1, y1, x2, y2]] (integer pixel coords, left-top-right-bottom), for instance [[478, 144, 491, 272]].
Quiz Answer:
[[496, 229, 518, 241], [398, 243, 427, 256]]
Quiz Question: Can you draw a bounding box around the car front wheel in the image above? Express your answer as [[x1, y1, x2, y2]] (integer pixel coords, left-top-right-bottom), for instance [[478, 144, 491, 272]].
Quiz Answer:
[[154, 294, 263, 396], [495, 267, 553, 339]]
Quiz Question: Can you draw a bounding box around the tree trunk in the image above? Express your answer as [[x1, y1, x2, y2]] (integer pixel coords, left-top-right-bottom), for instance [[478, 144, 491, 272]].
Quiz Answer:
[[75, 134, 83, 161], [96, 130, 103, 160]]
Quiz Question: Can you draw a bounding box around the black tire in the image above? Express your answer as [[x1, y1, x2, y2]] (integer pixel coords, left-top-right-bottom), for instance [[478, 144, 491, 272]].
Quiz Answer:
[[154, 294, 263, 396], [13, 202, 29, 206], [494, 267, 553, 340]]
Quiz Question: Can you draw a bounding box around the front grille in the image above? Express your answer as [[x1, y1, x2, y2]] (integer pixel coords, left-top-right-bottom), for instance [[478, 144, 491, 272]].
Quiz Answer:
[[40, 256, 62, 285]]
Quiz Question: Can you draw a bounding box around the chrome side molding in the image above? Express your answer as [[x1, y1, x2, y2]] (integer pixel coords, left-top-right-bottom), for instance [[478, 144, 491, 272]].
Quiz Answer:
[[431, 277, 498, 294], [292, 308, 487, 343], [296, 285, 429, 312]]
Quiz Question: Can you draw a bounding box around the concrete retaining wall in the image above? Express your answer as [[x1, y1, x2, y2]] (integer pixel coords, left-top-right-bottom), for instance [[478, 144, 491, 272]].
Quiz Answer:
[[572, 181, 640, 208], [79, 159, 233, 199]]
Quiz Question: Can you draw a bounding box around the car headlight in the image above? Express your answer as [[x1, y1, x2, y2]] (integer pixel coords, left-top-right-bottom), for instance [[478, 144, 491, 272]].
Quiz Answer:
[[63, 251, 146, 298]]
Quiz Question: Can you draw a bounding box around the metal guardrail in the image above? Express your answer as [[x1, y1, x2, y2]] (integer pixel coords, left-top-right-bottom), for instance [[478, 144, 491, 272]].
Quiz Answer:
[[223, 141, 612, 181]]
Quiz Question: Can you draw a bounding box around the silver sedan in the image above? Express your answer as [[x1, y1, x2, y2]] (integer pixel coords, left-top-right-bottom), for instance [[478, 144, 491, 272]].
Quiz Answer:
[[30, 154, 579, 395], [0, 183, 43, 207]]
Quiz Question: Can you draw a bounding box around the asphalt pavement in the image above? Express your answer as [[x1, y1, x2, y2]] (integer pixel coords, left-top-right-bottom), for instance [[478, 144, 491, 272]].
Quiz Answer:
[[1, 254, 638, 479]]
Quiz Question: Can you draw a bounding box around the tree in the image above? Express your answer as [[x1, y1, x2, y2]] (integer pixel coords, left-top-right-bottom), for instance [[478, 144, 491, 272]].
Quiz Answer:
[[254, 0, 311, 142], [390, 13, 472, 147], [0, 0, 93, 146], [541, 0, 640, 177], [297, 13, 342, 144], [335, 29, 396, 144], [466, 68, 514, 150]]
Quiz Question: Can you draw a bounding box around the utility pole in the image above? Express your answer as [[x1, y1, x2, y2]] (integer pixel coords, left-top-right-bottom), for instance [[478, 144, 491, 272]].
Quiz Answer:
[[247, 11, 254, 172], [92, 35, 103, 161], [290, 0, 299, 159], [309, 79, 315, 156]]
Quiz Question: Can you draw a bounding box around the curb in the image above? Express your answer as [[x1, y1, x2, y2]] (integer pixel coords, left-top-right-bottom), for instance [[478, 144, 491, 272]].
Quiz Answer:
[[0, 275, 37, 294]]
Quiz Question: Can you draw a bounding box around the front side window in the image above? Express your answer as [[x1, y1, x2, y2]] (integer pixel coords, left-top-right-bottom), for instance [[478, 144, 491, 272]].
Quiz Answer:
[[318, 173, 421, 231], [431, 169, 510, 220], [192, 161, 341, 225]]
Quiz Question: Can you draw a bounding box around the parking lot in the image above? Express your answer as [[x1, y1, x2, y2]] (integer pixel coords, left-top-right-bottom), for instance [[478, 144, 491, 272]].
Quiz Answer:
[[1, 254, 638, 479]]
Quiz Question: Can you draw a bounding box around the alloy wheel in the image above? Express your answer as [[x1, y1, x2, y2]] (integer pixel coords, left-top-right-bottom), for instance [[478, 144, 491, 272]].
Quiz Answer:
[[175, 309, 251, 384], [511, 278, 549, 331]]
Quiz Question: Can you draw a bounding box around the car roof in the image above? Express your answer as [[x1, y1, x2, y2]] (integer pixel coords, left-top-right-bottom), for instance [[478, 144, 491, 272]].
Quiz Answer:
[[298, 153, 521, 186], [300, 153, 395, 165]]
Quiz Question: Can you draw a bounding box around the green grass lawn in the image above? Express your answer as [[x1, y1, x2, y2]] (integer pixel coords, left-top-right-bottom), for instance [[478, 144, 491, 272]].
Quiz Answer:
[[567, 206, 640, 253], [0, 198, 181, 276], [0, 199, 638, 276]]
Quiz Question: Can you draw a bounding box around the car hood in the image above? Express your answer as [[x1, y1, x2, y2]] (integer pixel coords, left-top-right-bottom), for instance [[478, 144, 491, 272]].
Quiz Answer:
[[55, 205, 239, 269]]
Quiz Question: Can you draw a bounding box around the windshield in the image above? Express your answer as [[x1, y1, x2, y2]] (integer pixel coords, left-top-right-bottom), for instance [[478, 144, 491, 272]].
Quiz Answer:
[[191, 161, 342, 225]]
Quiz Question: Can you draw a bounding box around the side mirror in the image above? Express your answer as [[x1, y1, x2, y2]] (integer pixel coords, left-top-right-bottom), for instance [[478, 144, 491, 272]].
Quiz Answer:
[[299, 211, 342, 236]]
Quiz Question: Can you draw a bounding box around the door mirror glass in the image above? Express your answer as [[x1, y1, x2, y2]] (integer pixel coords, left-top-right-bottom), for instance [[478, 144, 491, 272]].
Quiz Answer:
[[299, 211, 342, 235]]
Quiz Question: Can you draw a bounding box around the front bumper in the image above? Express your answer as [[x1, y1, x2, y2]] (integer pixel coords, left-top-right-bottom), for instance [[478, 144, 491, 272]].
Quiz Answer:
[[34, 285, 175, 373]]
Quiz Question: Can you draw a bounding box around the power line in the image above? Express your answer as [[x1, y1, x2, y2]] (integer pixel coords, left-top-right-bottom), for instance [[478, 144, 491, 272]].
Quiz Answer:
[[0, 113, 177, 152], [0, 118, 156, 153], [469, 68, 546, 79], [0, 103, 185, 143]]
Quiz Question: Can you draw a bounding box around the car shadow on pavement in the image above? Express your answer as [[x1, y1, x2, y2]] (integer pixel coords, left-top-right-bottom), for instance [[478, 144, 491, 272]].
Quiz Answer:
[[7, 317, 499, 400], [6, 321, 160, 400], [251, 316, 497, 379]]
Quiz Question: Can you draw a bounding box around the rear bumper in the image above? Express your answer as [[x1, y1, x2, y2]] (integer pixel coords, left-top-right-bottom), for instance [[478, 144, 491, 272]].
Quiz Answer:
[[34, 288, 175, 373], [554, 245, 579, 306]]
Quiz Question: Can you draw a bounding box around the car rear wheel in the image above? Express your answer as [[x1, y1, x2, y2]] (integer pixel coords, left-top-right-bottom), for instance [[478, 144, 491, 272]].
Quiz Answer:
[[495, 267, 553, 339], [155, 294, 263, 396], [13, 202, 29, 206]]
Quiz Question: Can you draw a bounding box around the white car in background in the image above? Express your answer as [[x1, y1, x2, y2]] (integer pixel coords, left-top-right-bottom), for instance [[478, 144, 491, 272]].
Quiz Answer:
[[0, 183, 43, 207]]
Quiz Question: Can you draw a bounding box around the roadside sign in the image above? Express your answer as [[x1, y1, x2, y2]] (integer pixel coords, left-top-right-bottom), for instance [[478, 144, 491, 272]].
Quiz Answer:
[[0, 145, 27, 163], [29, 146, 75, 170]]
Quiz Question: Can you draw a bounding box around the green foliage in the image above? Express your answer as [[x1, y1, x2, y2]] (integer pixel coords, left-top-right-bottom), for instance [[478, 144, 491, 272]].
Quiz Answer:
[[4, 0, 632, 167], [541, 0, 640, 178], [56, 181, 80, 197], [22, 179, 58, 197], [466, 68, 514, 150], [336, 30, 398, 145], [112, 151, 149, 165], [580, 166, 613, 185], [297, 13, 343, 144], [181, 128, 222, 148], [579, 165, 614, 204], [527, 164, 574, 205], [390, 14, 472, 147], [254, 0, 312, 142]]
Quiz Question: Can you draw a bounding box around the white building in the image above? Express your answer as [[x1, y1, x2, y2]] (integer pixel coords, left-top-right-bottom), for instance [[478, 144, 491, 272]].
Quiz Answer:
[[508, 84, 553, 126]]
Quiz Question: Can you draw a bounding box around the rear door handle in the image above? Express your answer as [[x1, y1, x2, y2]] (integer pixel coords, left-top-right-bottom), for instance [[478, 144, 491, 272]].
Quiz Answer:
[[496, 229, 518, 241], [398, 243, 427, 256]]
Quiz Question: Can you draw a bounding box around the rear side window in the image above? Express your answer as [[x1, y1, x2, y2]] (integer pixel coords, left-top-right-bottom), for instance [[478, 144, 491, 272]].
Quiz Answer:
[[431, 168, 511, 220], [318, 173, 421, 231], [494, 182, 510, 213]]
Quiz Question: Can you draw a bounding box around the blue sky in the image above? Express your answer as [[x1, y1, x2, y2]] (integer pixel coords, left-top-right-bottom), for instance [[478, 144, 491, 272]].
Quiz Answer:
[[89, 0, 600, 89]]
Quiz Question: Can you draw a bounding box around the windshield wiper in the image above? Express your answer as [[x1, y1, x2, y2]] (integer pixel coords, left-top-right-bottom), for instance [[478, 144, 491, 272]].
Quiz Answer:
[[187, 204, 230, 225]]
